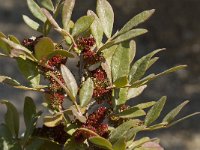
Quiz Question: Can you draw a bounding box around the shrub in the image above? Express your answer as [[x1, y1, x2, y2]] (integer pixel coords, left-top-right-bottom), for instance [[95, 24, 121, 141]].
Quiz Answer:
[[0, 0, 199, 149]]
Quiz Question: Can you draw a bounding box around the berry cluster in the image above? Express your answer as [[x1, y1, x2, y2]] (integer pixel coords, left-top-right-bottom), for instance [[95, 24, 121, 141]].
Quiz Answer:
[[33, 124, 68, 144], [22, 37, 67, 108], [74, 107, 109, 142]]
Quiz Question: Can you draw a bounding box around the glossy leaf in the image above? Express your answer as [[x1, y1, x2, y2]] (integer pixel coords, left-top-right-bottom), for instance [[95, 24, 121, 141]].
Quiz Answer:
[[39, 0, 54, 11], [72, 16, 94, 36], [0, 100, 19, 138], [87, 10, 103, 48], [109, 120, 138, 143], [23, 15, 41, 31], [27, 0, 47, 22], [118, 9, 155, 35], [127, 85, 147, 99], [113, 138, 126, 150], [117, 107, 146, 119], [79, 78, 94, 107], [17, 58, 40, 87], [89, 136, 113, 150], [44, 114, 63, 127], [34, 37, 55, 60], [112, 42, 131, 84], [163, 100, 189, 123], [144, 96, 166, 126], [61, 64, 78, 99], [97, 0, 114, 38], [62, 0, 75, 30]]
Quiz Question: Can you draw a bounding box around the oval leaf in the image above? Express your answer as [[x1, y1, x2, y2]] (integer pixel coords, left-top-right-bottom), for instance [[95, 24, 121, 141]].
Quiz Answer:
[[23, 97, 36, 128], [39, 0, 54, 12], [34, 37, 55, 60], [113, 138, 126, 150], [46, 49, 74, 60], [0, 100, 19, 138], [61, 64, 78, 99], [89, 136, 113, 150], [79, 78, 94, 107], [109, 119, 138, 143], [144, 96, 166, 126], [97, 0, 114, 38], [119, 9, 155, 35], [117, 107, 146, 119], [163, 100, 189, 123], [72, 16, 94, 36], [127, 85, 147, 99], [27, 0, 47, 22], [62, 0, 75, 30], [111, 42, 131, 84], [23, 15, 41, 31], [87, 10, 103, 48], [17, 58, 40, 87]]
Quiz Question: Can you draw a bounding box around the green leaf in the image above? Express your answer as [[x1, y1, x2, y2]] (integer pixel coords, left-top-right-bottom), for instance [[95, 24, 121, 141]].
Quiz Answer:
[[43, 114, 63, 127], [112, 42, 131, 84], [135, 101, 156, 109], [113, 138, 126, 150], [129, 40, 136, 63], [0, 37, 36, 61], [128, 137, 150, 149], [23, 97, 36, 128], [125, 126, 146, 142], [0, 100, 19, 138], [0, 33, 10, 55], [17, 58, 40, 87], [118, 9, 155, 35], [0, 124, 22, 150], [109, 120, 138, 143], [97, 0, 114, 38], [144, 96, 166, 126], [8, 35, 20, 44], [27, 0, 47, 22], [41, 8, 60, 29], [129, 48, 164, 84], [0, 53, 7, 57], [61, 64, 78, 99], [102, 45, 118, 82], [22, 15, 41, 31], [39, 0, 54, 11], [127, 85, 147, 99], [79, 78, 94, 107], [167, 112, 200, 127], [0, 124, 13, 142], [87, 10, 104, 48], [116, 107, 146, 119], [89, 136, 113, 150], [0, 75, 45, 92], [62, 0, 75, 30], [114, 88, 128, 106], [72, 16, 94, 36], [131, 65, 187, 88], [163, 100, 189, 123], [113, 29, 147, 44], [46, 49, 74, 60], [34, 37, 55, 60], [147, 57, 159, 70]]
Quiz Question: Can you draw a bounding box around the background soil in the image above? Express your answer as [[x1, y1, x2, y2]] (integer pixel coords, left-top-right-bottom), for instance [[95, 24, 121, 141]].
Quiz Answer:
[[0, 0, 200, 149]]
